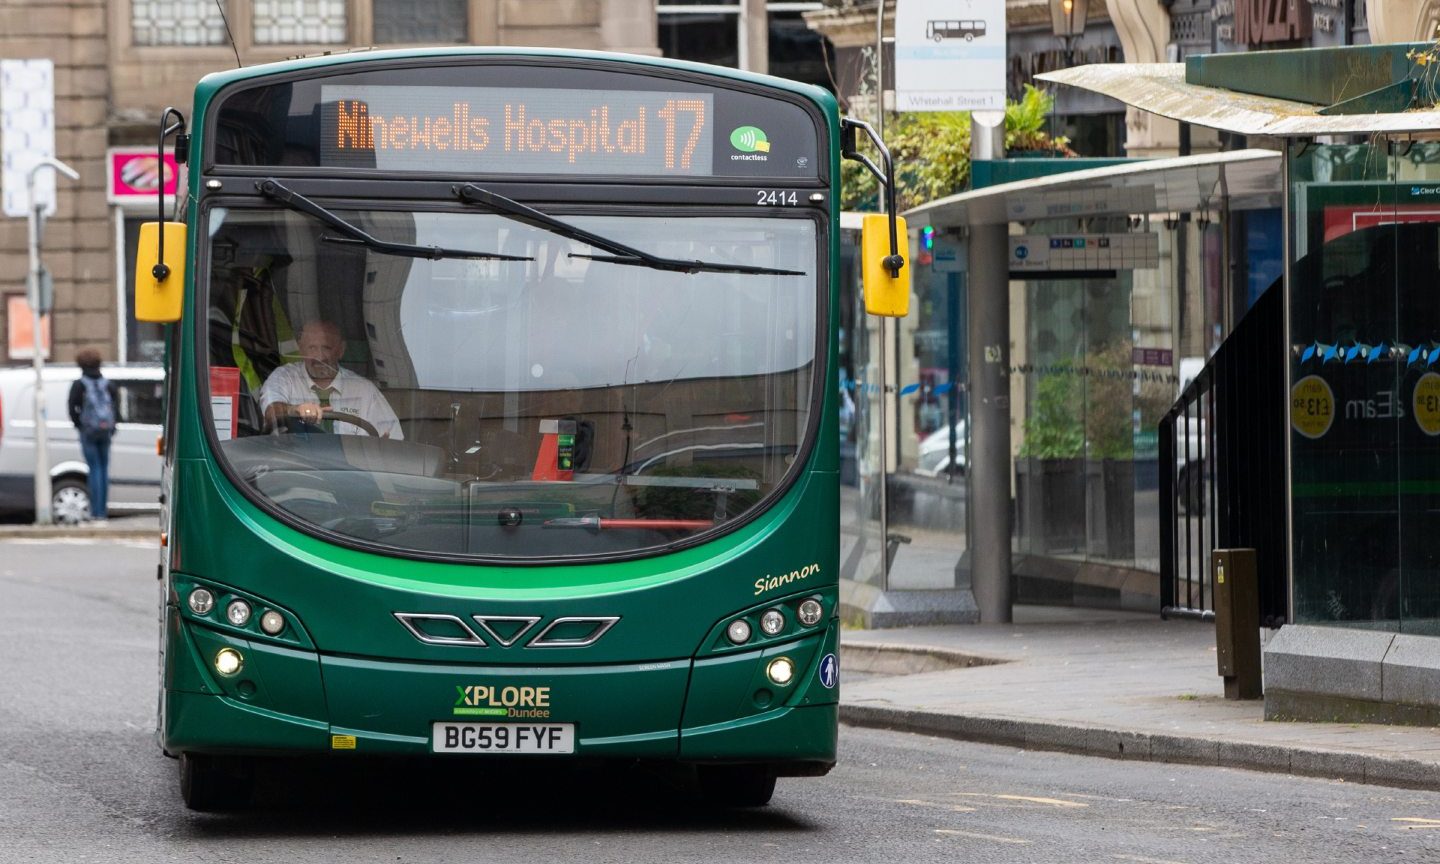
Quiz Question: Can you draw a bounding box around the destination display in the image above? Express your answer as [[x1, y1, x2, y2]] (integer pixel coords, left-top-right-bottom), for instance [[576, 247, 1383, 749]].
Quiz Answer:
[[321, 85, 715, 176]]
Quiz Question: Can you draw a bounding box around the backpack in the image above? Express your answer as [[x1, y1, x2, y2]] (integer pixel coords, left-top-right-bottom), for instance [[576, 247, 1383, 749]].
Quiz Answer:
[[79, 376, 116, 439]]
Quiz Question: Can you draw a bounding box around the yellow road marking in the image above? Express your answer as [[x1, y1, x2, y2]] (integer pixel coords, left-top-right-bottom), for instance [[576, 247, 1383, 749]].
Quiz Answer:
[[934, 829, 1032, 845], [1392, 817, 1440, 829]]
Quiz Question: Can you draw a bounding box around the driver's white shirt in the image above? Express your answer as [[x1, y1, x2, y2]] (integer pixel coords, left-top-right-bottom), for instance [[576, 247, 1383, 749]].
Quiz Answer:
[[259, 363, 404, 439]]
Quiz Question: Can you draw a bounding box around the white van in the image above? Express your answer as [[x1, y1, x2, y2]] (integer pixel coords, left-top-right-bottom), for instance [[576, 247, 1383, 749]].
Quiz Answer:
[[0, 364, 165, 522]]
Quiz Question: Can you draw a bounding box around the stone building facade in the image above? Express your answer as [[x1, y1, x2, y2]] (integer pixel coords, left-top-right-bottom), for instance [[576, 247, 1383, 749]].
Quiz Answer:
[[0, 0, 657, 364]]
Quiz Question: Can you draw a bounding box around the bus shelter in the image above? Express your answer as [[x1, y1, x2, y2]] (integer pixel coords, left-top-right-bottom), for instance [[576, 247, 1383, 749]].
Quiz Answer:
[[842, 149, 1283, 627], [1038, 44, 1440, 723]]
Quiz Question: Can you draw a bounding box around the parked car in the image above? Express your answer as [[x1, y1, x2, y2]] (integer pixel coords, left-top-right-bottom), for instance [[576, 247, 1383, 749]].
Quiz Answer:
[[0, 364, 165, 522], [915, 420, 966, 477]]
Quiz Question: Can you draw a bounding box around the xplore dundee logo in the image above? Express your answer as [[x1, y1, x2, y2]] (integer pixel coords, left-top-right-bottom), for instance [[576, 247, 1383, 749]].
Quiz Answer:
[[730, 125, 771, 154]]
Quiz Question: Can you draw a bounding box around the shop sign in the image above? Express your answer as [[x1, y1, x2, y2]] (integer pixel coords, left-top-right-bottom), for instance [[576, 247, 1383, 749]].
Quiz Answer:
[[1291, 374, 1334, 439], [1214, 0, 1312, 47], [1414, 373, 1440, 436], [6, 294, 50, 361], [1132, 348, 1174, 367], [107, 147, 179, 204]]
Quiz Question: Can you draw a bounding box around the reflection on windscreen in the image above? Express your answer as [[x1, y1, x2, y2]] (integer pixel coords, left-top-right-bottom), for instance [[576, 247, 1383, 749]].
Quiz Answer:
[[205, 206, 817, 558]]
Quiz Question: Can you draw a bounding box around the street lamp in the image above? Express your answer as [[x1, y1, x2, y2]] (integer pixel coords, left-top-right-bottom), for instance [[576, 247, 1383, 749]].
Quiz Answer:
[[27, 157, 80, 525], [1049, 0, 1089, 67]]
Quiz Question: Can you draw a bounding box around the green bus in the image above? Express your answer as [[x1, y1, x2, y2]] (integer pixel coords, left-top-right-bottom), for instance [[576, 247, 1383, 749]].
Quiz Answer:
[[135, 47, 906, 811]]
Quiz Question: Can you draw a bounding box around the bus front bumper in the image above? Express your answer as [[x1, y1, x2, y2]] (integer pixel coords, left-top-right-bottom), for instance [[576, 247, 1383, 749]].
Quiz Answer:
[[163, 616, 840, 768]]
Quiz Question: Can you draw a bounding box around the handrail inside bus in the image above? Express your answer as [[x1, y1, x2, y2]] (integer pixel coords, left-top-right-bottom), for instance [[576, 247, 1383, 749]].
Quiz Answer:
[[453, 183, 806, 277], [255, 178, 533, 262]]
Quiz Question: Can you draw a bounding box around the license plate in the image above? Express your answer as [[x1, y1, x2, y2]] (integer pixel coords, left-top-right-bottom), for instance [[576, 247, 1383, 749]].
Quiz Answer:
[[432, 722, 575, 754]]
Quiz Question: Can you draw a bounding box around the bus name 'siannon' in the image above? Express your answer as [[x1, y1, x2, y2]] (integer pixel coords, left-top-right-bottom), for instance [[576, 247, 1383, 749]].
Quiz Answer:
[[754, 563, 821, 596]]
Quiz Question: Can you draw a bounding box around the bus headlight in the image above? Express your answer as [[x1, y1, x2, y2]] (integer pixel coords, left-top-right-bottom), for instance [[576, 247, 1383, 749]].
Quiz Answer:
[[187, 588, 215, 615], [226, 600, 252, 627], [766, 656, 795, 686], [726, 619, 752, 645], [259, 610, 286, 636], [760, 609, 785, 636], [797, 598, 823, 626], [214, 648, 244, 677]]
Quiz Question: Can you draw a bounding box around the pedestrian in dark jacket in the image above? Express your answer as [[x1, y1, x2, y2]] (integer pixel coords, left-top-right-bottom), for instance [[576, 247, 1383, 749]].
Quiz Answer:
[[67, 349, 119, 522]]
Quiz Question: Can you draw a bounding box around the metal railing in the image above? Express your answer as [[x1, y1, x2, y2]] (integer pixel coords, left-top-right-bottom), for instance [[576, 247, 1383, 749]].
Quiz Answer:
[[1159, 283, 1288, 626]]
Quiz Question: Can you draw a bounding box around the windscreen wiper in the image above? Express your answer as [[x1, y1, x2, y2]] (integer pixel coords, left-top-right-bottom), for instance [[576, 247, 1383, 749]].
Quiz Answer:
[[257, 179, 532, 263], [452, 183, 804, 276]]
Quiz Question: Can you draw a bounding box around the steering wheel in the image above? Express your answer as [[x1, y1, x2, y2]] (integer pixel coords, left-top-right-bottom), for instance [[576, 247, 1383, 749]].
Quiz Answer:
[[273, 407, 380, 437]]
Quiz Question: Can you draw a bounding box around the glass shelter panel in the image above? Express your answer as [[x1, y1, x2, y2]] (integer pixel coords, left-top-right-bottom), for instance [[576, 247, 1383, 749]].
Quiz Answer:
[[1014, 270, 1139, 569], [1288, 142, 1440, 631], [885, 234, 968, 590]]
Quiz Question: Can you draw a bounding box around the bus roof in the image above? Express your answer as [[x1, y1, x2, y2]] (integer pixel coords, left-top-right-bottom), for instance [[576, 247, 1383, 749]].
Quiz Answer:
[[194, 47, 838, 117]]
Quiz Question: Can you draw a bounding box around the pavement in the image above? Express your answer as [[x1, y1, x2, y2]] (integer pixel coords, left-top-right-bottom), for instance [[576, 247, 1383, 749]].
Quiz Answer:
[[3, 519, 1436, 791], [840, 604, 1440, 792], [0, 512, 158, 540]]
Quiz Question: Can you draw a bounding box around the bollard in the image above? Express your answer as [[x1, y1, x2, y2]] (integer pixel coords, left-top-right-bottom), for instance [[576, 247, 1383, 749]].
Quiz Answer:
[[1212, 548, 1262, 699]]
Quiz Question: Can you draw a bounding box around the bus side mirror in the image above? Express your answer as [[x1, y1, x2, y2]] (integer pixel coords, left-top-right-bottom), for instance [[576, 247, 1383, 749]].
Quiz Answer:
[[134, 221, 186, 322], [861, 214, 910, 317]]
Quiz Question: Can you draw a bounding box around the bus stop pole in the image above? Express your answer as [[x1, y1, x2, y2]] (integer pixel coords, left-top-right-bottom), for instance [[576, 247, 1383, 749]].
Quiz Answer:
[[26, 158, 80, 526], [967, 115, 1012, 622]]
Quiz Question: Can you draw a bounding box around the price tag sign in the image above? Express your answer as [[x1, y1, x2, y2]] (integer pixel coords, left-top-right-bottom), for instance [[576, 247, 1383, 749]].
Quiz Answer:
[[1291, 375, 1334, 440], [1414, 372, 1440, 436]]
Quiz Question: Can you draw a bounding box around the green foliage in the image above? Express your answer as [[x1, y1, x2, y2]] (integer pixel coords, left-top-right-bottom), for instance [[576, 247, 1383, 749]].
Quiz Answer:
[[1018, 362, 1084, 459], [841, 85, 1072, 212], [1017, 343, 1138, 461], [1084, 343, 1135, 460]]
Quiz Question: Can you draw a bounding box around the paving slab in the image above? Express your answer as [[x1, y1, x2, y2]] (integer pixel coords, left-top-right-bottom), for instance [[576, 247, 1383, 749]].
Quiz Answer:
[[0, 513, 158, 541], [840, 605, 1440, 791]]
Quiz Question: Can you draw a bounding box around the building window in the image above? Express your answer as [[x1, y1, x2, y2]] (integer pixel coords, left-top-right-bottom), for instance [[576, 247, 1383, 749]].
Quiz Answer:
[[373, 0, 468, 44], [132, 0, 228, 46], [253, 0, 347, 45], [656, 2, 832, 89]]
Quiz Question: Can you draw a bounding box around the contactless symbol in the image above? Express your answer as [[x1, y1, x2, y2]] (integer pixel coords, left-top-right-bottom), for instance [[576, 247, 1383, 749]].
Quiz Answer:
[[818, 653, 838, 689], [730, 125, 771, 153]]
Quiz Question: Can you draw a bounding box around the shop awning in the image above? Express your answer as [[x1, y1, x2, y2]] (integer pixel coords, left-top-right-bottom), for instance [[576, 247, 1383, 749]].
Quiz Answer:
[[905, 148, 1282, 228]]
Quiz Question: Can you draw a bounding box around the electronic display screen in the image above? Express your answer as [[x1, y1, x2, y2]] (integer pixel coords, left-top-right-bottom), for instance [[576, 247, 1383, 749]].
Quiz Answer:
[[320, 86, 715, 176], [208, 60, 825, 182]]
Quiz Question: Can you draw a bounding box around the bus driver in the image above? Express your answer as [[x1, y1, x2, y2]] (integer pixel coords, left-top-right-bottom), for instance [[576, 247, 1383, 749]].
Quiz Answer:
[[260, 319, 403, 439]]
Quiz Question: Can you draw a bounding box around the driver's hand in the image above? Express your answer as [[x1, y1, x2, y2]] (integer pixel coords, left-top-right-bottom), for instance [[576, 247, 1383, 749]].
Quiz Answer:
[[294, 401, 324, 424]]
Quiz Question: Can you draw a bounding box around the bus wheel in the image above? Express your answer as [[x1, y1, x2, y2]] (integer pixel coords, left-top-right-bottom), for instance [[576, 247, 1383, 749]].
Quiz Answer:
[[179, 753, 253, 811], [697, 765, 776, 807]]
